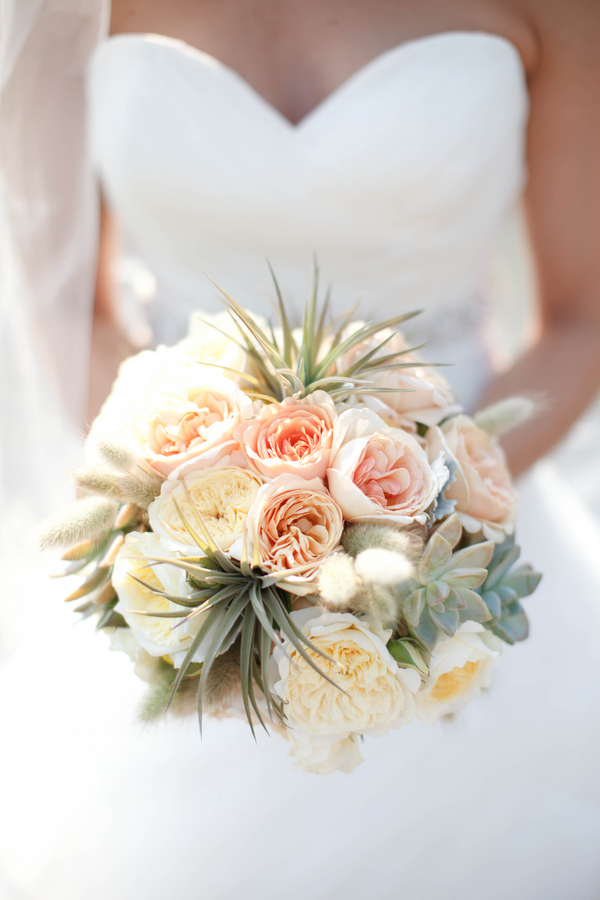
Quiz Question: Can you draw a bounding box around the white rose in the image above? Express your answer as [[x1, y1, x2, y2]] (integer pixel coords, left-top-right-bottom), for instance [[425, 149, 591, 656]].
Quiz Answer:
[[416, 621, 502, 723], [149, 444, 263, 553], [272, 608, 421, 774], [113, 532, 214, 664], [327, 408, 438, 525]]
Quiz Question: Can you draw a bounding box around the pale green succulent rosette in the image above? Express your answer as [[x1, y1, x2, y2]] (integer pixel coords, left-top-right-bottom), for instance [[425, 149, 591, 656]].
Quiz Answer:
[[395, 514, 494, 651]]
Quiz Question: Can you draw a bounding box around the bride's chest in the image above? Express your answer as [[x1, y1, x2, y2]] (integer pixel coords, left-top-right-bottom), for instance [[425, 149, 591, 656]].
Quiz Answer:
[[87, 32, 528, 228]]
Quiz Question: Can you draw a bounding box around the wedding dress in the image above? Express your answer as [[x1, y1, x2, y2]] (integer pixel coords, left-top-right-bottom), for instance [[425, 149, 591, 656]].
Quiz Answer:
[[2, 29, 600, 900]]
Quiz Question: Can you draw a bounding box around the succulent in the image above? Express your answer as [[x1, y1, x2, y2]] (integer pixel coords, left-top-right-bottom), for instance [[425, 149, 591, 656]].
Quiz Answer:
[[205, 264, 427, 403], [478, 535, 542, 644], [395, 514, 493, 651]]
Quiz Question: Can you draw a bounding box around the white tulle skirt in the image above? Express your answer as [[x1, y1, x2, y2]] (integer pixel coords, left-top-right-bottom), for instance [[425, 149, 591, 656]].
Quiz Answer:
[[1, 460, 600, 900]]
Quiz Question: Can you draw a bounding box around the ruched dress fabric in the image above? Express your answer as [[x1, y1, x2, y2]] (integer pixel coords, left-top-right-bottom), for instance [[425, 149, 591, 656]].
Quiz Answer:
[[1, 31, 600, 900]]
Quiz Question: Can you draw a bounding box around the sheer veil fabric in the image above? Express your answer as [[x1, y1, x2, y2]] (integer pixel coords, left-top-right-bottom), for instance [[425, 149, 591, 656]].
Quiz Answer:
[[0, 0, 107, 517], [2, 6, 600, 900]]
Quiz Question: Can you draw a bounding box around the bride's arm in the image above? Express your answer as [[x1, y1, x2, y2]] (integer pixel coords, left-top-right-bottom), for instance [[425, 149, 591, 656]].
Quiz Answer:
[[88, 196, 134, 421], [481, 1, 600, 477]]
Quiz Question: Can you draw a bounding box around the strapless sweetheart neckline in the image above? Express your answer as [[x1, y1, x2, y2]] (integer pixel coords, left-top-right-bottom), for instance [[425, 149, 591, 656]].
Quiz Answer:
[[100, 29, 525, 130]]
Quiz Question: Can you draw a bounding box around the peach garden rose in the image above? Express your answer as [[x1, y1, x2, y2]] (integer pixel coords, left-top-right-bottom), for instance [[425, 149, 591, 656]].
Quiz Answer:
[[427, 414, 517, 542], [143, 371, 251, 477], [235, 391, 337, 480], [327, 408, 440, 525], [244, 475, 343, 594]]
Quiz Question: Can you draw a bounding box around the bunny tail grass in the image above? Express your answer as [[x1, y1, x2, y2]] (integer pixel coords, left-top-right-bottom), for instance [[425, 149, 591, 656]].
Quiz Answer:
[[139, 675, 173, 723], [318, 551, 360, 610], [96, 438, 137, 472], [474, 396, 539, 437], [117, 467, 164, 508], [201, 641, 241, 715], [39, 496, 119, 550], [73, 467, 123, 499]]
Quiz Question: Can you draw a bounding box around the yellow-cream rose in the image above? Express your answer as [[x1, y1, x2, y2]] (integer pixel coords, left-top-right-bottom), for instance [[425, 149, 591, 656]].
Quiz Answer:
[[416, 621, 502, 723], [148, 445, 263, 553], [244, 475, 343, 594], [427, 414, 517, 542], [272, 608, 421, 774], [113, 532, 233, 669], [235, 391, 337, 480]]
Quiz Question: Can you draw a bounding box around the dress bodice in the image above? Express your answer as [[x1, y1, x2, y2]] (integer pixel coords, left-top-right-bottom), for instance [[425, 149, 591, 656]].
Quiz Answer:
[[87, 31, 528, 401]]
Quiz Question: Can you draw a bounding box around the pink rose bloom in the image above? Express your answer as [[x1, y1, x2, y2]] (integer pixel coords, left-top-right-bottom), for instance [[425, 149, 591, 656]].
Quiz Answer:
[[143, 374, 251, 477], [244, 475, 343, 594], [327, 408, 439, 525], [235, 391, 336, 481], [427, 415, 517, 542]]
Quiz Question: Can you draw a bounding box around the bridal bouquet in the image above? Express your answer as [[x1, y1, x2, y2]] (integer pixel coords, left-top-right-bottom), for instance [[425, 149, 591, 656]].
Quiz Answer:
[[42, 273, 541, 774]]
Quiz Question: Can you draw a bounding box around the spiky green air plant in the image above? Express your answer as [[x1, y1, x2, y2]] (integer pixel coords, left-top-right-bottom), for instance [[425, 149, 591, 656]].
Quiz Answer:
[[477, 535, 542, 644], [130, 492, 342, 738], [395, 515, 493, 651], [200, 264, 439, 403]]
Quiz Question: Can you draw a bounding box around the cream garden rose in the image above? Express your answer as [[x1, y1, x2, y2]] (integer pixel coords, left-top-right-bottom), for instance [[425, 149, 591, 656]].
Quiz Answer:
[[244, 475, 343, 594], [113, 532, 233, 669], [416, 621, 502, 723], [343, 326, 457, 426], [148, 444, 263, 553], [113, 532, 199, 658], [427, 414, 517, 542], [235, 391, 337, 480], [327, 408, 439, 525], [272, 608, 421, 774]]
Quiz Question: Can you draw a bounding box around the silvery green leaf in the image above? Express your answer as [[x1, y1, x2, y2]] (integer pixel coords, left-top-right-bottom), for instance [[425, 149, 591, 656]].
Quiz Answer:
[[445, 587, 467, 611], [502, 567, 542, 598], [429, 606, 459, 637], [409, 605, 438, 652], [492, 611, 529, 644], [457, 588, 492, 623], [434, 513, 462, 549], [403, 588, 427, 627], [497, 585, 518, 603], [481, 589, 502, 619], [418, 532, 452, 583], [448, 542, 494, 571], [425, 581, 450, 606], [442, 567, 488, 590]]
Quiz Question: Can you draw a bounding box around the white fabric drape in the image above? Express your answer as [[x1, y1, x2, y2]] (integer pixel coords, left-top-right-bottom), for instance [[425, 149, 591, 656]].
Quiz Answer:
[[0, 0, 107, 517]]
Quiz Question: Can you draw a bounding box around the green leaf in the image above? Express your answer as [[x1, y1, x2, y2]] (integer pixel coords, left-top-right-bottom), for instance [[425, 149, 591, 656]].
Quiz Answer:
[[481, 589, 502, 619], [442, 567, 488, 590], [502, 567, 542, 598], [403, 588, 427, 627], [409, 605, 438, 652], [457, 588, 492, 623], [418, 532, 452, 582], [429, 606, 459, 637], [448, 542, 494, 572], [492, 611, 529, 644], [387, 639, 428, 674], [239, 607, 259, 738]]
